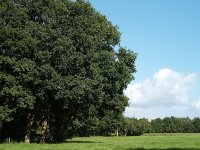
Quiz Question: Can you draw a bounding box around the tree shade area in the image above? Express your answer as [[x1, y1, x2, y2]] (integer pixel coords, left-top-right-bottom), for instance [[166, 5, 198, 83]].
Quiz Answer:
[[0, 0, 137, 143]]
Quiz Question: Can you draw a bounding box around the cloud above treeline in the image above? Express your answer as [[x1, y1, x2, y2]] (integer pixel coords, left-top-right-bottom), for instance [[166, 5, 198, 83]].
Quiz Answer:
[[124, 68, 200, 119]]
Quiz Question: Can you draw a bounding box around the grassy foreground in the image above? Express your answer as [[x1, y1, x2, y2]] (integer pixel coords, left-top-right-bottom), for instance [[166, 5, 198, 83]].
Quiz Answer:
[[1, 134, 200, 150]]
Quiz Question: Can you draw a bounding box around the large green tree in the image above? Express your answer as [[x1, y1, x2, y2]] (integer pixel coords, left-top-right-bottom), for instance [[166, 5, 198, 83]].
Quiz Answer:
[[0, 0, 137, 143]]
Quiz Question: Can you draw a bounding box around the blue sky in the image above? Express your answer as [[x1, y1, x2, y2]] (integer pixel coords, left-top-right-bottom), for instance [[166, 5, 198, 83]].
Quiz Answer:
[[89, 0, 200, 119]]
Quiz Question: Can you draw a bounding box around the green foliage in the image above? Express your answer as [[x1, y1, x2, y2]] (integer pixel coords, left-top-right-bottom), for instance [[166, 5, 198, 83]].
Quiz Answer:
[[0, 0, 137, 142], [122, 118, 151, 136], [151, 116, 197, 133], [121, 116, 200, 136], [151, 118, 163, 133], [193, 117, 200, 133]]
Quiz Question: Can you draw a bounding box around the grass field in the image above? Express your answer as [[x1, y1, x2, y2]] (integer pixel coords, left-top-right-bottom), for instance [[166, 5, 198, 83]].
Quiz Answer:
[[0, 134, 200, 150]]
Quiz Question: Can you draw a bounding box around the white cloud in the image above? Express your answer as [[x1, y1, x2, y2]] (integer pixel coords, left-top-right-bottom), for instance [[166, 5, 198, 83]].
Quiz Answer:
[[192, 98, 200, 110], [124, 68, 199, 119]]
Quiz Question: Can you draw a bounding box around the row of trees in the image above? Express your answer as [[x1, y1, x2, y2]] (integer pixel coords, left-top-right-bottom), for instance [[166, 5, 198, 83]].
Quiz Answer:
[[0, 0, 136, 143], [2, 116, 199, 142], [151, 117, 200, 133], [122, 117, 200, 136]]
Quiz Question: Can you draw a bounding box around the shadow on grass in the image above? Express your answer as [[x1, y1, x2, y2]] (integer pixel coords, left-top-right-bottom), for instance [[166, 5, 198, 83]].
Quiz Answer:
[[126, 148, 200, 150], [67, 140, 103, 144]]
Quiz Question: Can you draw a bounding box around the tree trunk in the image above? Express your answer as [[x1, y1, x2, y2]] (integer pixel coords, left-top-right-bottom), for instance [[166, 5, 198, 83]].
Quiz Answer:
[[116, 129, 119, 137], [0, 120, 2, 133], [24, 113, 34, 144], [40, 118, 48, 144]]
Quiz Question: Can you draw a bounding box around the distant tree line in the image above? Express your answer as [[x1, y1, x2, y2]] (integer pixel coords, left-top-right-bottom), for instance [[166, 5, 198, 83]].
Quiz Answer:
[[120, 117, 200, 136]]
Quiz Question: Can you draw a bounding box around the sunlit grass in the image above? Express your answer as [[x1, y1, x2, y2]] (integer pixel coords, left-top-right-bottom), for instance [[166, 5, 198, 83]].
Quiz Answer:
[[1, 134, 200, 150]]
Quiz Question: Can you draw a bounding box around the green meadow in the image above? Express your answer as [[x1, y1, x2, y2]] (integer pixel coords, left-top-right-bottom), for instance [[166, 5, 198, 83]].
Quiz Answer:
[[1, 134, 200, 150]]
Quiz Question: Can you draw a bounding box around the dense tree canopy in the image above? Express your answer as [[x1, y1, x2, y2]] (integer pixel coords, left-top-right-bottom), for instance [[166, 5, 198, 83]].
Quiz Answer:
[[0, 0, 137, 143], [151, 117, 198, 133], [122, 118, 151, 136]]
